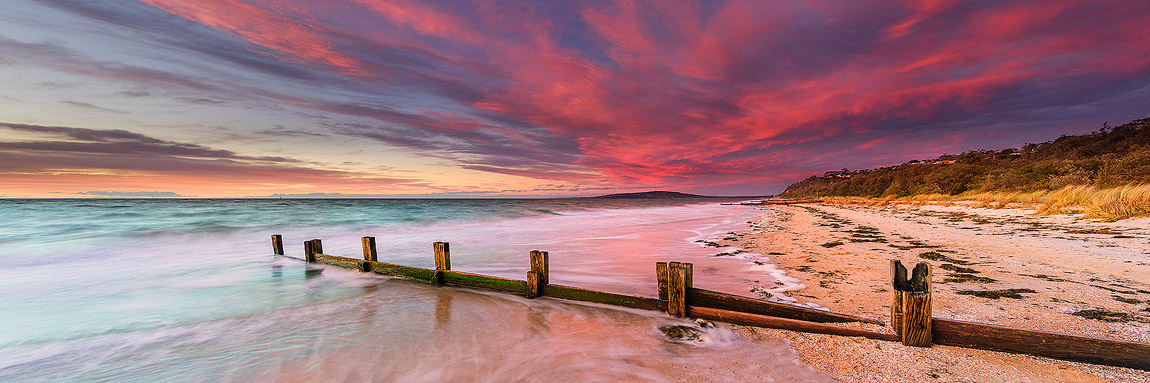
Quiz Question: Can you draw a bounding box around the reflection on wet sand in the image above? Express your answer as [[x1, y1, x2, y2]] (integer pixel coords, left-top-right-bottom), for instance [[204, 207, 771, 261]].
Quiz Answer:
[[435, 289, 452, 331]]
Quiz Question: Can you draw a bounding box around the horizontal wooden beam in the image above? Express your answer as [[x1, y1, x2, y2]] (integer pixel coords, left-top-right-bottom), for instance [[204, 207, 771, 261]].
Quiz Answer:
[[441, 270, 528, 295], [933, 318, 1150, 371], [688, 306, 899, 342], [314, 254, 362, 270], [688, 288, 884, 325], [273, 253, 304, 261], [368, 261, 436, 282], [542, 284, 664, 311]]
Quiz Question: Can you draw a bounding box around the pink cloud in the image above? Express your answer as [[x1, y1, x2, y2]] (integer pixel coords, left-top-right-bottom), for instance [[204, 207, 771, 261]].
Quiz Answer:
[[141, 0, 365, 74], [120, 0, 1150, 195]]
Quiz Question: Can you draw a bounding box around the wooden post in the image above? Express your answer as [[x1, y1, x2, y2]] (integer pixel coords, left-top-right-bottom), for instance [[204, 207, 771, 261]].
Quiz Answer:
[[433, 242, 450, 270], [528, 250, 548, 299], [656, 262, 668, 300], [683, 263, 693, 290], [890, 260, 905, 336], [433, 242, 450, 285], [900, 262, 932, 347], [310, 239, 323, 255], [361, 236, 378, 262], [667, 262, 692, 318], [902, 292, 932, 346], [529, 250, 548, 284], [303, 240, 316, 263], [271, 234, 284, 255], [527, 271, 541, 299]]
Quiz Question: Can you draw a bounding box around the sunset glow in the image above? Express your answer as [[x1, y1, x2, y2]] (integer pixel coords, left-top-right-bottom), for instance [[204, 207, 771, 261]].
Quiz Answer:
[[2, 0, 1148, 197]]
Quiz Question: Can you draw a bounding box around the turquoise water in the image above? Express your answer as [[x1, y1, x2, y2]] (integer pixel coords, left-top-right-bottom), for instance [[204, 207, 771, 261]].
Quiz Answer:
[[0, 199, 832, 382]]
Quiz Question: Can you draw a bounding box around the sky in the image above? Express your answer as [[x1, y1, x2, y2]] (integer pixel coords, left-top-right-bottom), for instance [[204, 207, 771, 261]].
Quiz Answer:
[[1, 0, 1148, 198]]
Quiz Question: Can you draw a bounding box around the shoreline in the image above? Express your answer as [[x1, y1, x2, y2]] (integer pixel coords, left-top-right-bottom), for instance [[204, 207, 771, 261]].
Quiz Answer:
[[712, 202, 1150, 382]]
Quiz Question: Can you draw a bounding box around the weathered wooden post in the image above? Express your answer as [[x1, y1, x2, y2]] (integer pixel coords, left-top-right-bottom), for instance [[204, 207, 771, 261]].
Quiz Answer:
[[530, 250, 548, 284], [667, 262, 693, 318], [526, 271, 541, 299], [433, 242, 450, 270], [902, 262, 932, 347], [362, 236, 378, 262], [527, 250, 548, 299], [303, 240, 316, 263], [271, 234, 284, 255], [357, 236, 377, 272], [892, 260, 932, 347], [656, 262, 668, 300], [683, 262, 693, 291], [433, 242, 450, 285], [890, 260, 905, 336], [310, 239, 323, 255]]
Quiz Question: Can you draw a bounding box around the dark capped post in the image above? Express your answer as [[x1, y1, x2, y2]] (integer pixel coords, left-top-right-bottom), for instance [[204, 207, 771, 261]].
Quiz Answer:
[[362, 236, 378, 262], [271, 234, 283, 256]]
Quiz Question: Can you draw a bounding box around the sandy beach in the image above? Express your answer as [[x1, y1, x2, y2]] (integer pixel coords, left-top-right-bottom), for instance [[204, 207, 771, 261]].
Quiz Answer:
[[715, 202, 1150, 382]]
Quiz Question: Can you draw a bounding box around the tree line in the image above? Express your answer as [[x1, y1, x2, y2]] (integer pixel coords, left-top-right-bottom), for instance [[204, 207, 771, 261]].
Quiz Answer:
[[781, 117, 1150, 198]]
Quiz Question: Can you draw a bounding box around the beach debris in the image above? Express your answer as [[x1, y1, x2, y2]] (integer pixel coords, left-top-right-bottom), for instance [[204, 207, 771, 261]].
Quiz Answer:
[[1071, 309, 1136, 322], [713, 248, 746, 256], [846, 225, 888, 243], [918, 251, 971, 265], [944, 273, 997, 283], [939, 263, 977, 273], [956, 288, 1036, 299], [889, 239, 942, 250], [820, 241, 844, 248], [1066, 228, 1122, 235], [1114, 296, 1142, 304], [659, 325, 705, 344], [1020, 273, 1075, 283], [938, 263, 997, 283]]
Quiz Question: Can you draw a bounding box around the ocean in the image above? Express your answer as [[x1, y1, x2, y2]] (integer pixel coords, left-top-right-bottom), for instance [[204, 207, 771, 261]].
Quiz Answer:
[[0, 198, 832, 382]]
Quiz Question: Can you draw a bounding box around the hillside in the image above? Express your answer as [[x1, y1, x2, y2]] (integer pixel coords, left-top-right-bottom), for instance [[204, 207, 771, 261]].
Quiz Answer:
[[594, 191, 712, 199], [782, 118, 1150, 198]]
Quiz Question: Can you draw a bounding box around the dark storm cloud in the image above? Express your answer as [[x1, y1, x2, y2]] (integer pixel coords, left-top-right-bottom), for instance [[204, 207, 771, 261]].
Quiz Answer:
[[0, 121, 433, 188]]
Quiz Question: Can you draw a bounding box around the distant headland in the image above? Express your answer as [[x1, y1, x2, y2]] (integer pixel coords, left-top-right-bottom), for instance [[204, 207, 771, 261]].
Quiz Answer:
[[593, 191, 715, 199]]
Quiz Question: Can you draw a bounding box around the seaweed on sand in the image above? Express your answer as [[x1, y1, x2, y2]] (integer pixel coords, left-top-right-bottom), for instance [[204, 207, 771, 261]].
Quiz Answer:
[[1071, 309, 1134, 322], [956, 289, 1036, 299], [918, 251, 971, 265], [820, 241, 844, 248]]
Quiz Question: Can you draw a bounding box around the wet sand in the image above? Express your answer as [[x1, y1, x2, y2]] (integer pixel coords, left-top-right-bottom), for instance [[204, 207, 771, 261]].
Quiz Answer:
[[715, 202, 1150, 382]]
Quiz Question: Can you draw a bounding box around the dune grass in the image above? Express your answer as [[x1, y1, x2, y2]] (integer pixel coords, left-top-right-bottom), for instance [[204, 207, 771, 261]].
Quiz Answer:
[[819, 184, 1150, 221]]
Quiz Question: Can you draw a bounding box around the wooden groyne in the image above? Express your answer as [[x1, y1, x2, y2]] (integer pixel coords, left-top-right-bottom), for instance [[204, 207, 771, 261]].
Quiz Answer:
[[269, 234, 1150, 371]]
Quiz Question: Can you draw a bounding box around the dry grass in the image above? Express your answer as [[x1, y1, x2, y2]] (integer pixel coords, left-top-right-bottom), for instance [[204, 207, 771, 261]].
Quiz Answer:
[[815, 184, 1150, 221]]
